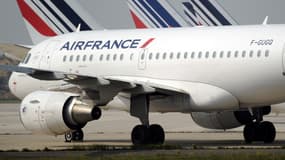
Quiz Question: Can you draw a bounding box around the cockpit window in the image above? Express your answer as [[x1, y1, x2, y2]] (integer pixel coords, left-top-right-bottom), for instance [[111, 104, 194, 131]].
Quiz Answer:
[[23, 53, 31, 64]]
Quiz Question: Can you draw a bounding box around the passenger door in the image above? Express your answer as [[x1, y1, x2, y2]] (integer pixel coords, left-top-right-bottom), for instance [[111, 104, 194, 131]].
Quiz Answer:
[[138, 49, 147, 70], [40, 41, 59, 69]]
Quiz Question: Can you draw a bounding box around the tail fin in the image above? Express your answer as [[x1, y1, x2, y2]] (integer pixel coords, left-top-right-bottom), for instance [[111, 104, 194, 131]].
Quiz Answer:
[[180, 0, 237, 26], [127, 0, 237, 28], [16, 0, 103, 44]]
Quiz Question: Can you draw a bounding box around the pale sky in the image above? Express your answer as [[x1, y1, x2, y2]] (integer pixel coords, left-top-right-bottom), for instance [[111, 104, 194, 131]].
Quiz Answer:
[[0, 0, 285, 44]]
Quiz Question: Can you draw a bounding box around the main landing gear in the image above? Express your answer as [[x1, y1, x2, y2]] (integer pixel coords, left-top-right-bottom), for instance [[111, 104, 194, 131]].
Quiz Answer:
[[130, 94, 165, 145], [132, 124, 165, 145], [64, 106, 102, 142], [243, 107, 276, 143]]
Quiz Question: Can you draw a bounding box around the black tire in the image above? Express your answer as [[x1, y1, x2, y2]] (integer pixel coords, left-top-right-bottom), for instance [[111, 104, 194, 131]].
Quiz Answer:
[[72, 129, 84, 141], [131, 125, 149, 145], [65, 131, 73, 142], [243, 123, 255, 143], [92, 107, 102, 120], [261, 121, 276, 143], [149, 124, 165, 145]]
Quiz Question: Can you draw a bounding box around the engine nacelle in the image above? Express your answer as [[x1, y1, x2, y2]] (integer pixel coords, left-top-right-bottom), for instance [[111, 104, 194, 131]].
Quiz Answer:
[[20, 91, 98, 135], [191, 110, 253, 130]]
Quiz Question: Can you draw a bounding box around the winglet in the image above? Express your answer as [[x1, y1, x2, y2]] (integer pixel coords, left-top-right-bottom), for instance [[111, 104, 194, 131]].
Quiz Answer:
[[76, 24, 81, 32], [263, 16, 269, 25]]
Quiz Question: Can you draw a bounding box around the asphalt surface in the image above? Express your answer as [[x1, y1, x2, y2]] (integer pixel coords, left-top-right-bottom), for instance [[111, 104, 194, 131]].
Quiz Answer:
[[1, 103, 285, 151]]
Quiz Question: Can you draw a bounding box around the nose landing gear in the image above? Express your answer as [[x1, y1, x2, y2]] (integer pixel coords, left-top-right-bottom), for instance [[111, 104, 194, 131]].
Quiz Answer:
[[65, 129, 84, 142], [65, 106, 102, 142]]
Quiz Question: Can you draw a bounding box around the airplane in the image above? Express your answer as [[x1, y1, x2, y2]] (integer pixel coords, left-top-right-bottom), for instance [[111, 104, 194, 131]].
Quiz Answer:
[[1, 0, 285, 146], [2, 0, 285, 145]]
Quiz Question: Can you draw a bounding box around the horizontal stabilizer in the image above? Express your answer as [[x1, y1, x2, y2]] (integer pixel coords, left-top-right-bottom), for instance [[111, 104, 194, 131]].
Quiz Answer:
[[0, 64, 34, 74], [0, 64, 64, 80], [0, 43, 32, 61]]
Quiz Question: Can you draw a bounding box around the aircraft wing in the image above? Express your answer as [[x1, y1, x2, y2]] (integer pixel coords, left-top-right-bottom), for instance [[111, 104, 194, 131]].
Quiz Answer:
[[105, 76, 187, 94], [0, 64, 237, 110], [0, 43, 32, 61]]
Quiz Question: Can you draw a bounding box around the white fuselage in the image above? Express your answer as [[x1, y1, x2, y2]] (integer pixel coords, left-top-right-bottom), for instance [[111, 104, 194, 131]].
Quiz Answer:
[[17, 25, 285, 110]]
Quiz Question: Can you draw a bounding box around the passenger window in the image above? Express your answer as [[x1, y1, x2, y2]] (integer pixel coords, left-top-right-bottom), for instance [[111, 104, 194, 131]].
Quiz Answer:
[[177, 52, 181, 59], [170, 52, 174, 59], [234, 51, 239, 58], [113, 54, 117, 61], [89, 55, 93, 61], [76, 55, 80, 62], [212, 51, 216, 58], [265, 50, 270, 57], [191, 52, 195, 59], [69, 55, 73, 62], [63, 55, 66, 62], [257, 50, 261, 57], [184, 52, 188, 59], [149, 53, 153, 60], [156, 53, 160, 60], [163, 52, 167, 59], [99, 54, 103, 61], [205, 51, 209, 58], [130, 53, 134, 60], [220, 51, 224, 58], [249, 50, 254, 57], [198, 51, 202, 58], [227, 51, 231, 58], [83, 55, 87, 61], [242, 51, 246, 58], [120, 54, 124, 60], [106, 54, 110, 61]]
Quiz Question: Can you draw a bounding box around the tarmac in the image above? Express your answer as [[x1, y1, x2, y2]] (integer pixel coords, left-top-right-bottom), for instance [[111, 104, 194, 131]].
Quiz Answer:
[[1, 103, 285, 151]]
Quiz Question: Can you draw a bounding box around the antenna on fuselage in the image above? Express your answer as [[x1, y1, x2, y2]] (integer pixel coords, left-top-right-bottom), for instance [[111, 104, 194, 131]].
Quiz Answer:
[[76, 24, 81, 32], [262, 16, 269, 25]]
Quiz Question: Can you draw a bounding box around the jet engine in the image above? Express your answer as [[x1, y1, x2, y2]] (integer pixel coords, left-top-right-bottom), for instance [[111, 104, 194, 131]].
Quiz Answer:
[[191, 110, 254, 130], [19, 91, 99, 135]]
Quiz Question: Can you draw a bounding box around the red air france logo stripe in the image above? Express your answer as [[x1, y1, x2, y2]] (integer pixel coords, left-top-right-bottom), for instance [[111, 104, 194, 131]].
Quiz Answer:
[[17, 0, 57, 36], [140, 38, 155, 48]]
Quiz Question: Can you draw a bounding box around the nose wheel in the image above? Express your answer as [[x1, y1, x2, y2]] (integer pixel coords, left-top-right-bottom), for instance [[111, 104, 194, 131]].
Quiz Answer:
[[65, 129, 84, 142], [64, 106, 102, 142]]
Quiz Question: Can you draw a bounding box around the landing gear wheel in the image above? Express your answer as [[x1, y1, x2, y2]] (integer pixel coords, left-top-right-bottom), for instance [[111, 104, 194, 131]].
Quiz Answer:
[[72, 129, 84, 141], [149, 124, 165, 144], [65, 132, 73, 142], [243, 123, 256, 144], [243, 121, 276, 144], [65, 129, 84, 142], [261, 121, 276, 143], [131, 125, 149, 145], [92, 107, 102, 120]]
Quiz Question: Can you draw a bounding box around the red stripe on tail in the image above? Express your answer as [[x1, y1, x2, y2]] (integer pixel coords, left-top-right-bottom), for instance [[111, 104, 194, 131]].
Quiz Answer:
[[17, 0, 56, 36], [130, 10, 147, 29]]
